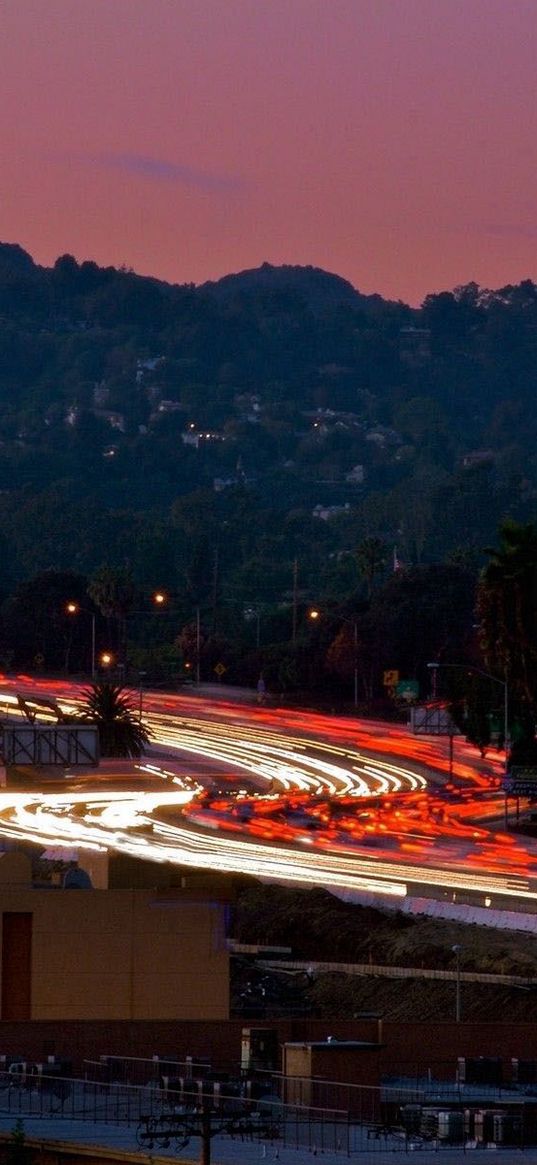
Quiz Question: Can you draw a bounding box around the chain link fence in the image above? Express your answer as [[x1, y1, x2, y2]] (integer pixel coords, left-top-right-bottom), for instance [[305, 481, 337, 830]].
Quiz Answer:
[[0, 1063, 534, 1154]]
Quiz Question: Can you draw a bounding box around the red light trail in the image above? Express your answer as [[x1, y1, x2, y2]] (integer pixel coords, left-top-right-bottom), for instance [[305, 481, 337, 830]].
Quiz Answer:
[[0, 677, 533, 911]]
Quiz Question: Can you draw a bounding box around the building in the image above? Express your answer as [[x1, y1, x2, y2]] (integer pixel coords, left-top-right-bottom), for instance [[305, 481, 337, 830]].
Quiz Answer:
[[0, 853, 229, 1022], [283, 1038, 383, 1119]]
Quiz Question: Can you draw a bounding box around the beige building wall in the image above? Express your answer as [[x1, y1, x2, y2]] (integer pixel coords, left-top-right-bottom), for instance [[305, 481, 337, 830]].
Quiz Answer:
[[0, 887, 229, 1021]]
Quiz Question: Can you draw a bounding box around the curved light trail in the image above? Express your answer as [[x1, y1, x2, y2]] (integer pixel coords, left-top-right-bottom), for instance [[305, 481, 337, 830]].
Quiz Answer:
[[0, 787, 532, 904], [0, 678, 534, 910], [142, 709, 429, 798]]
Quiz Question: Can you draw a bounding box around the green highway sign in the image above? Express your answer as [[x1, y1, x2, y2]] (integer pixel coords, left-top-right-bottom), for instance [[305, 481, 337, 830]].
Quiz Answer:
[[396, 679, 419, 701]]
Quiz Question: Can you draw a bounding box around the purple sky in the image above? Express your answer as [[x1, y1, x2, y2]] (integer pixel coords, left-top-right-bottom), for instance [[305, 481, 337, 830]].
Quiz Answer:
[[2, 0, 537, 303]]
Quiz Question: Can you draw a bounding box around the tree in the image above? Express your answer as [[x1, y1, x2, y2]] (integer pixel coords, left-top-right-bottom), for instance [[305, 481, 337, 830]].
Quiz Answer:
[[447, 673, 495, 758], [80, 682, 149, 757], [477, 519, 537, 761], [478, 520, 537, 702], [362, 562, 477, 701], [7, 1121, 33, 1165], [88, 565, 137, 620], [88, 566, 137, 665], [355, 536, 386, 599], [326, 623, 373, 704], [1, 569, 89, 671]]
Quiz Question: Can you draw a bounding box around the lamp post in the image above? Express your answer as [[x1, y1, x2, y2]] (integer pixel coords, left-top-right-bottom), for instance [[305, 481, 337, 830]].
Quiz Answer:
[[196, 606, 201, 685], [309, 608, 359, 708], [66, 602, 96, 680], [138, 670, 147, 721], [427, 661, 509, 771]]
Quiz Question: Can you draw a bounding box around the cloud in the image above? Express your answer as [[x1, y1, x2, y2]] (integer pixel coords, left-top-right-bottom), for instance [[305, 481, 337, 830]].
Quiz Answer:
[[438, 218, 537, 242], [480, 222, 537, 241], [95, 152, 247, 193]]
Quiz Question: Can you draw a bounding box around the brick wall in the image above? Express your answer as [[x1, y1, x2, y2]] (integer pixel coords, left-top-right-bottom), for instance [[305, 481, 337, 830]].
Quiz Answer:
[[0, 1016, 536, 1079]]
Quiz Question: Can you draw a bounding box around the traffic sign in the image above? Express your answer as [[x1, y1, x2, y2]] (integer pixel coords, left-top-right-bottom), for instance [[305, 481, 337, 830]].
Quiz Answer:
[[508, 766, 537, 779], [214, 662, 227, 677], [396, 679, 419, 701], [504, 766, 537, 797], [383, 669, 399, 687]]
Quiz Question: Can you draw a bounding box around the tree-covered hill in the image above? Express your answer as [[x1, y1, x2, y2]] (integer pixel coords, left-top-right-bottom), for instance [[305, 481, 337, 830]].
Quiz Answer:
[[0, 243, 536, 694], [201, 260, 387, 313]]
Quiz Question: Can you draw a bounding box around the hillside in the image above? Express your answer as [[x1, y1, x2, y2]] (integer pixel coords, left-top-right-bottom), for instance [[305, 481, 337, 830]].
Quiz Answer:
[[201, 260, 383, 313], [232, 885, 537, 1021], [0, 244, 536, 689], [233, 885, 537, 975]]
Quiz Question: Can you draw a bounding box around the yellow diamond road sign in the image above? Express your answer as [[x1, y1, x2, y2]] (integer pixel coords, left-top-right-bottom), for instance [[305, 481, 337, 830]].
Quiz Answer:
[[383, 669, 399, 687], [214, 662, 227, 677]]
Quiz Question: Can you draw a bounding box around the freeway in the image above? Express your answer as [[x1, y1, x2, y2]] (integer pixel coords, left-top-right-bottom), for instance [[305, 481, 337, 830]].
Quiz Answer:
[[0, 677, 535, 910]]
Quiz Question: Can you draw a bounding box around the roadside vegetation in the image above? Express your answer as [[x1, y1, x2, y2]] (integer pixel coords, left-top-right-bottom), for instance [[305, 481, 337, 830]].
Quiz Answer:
[[1, 246, 537, 738], [79, 682, 150, 757]]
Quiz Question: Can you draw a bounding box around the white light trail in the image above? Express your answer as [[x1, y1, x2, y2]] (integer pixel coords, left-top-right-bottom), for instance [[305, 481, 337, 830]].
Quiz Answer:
[[0, 683, 533, 909], [143, 711, 428, 799], [0, 787, 533, 903]]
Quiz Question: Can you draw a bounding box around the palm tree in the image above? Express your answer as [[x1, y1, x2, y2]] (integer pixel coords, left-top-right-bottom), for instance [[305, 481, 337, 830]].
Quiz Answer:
[[356, 536, 386, 599], [88, 566, 137, 669], [80, 682, 150, 758]]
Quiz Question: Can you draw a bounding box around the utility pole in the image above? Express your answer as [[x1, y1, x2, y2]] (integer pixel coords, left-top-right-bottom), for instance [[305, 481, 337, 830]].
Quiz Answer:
[[452, 944, 462, 1022], [211, 547, 219, 634], [201, 1099, 212, 1165], [292, 558, 298, 645], [91, 613, 96, 681], [138, 671, 147, 721], [353, 618, 359, 709], [196, 607, 201, 685]]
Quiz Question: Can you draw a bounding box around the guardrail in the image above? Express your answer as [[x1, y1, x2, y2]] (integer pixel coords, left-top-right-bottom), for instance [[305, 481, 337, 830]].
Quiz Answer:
[[258, 957, 537, 988]]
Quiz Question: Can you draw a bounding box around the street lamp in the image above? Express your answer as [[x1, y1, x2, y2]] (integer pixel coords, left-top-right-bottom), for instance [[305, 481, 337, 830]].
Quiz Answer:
[[309, 608, 359, 708], [99, 651, 114, 669], [427, 661, 509, 770], [66, 602, 96, 680]]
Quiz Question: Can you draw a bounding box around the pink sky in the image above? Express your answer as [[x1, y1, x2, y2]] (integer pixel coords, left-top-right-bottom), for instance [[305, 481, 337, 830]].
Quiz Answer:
[[1, 0, 537, 304]]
